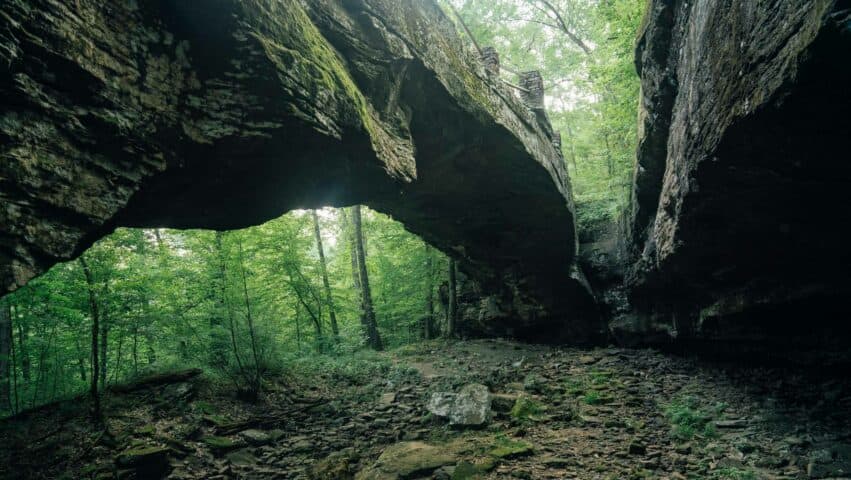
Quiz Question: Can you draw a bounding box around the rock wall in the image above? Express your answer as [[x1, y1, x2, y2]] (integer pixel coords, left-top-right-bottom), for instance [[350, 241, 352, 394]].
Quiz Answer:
[[623, 0, 851, 360], [0, 0, 600, 340]]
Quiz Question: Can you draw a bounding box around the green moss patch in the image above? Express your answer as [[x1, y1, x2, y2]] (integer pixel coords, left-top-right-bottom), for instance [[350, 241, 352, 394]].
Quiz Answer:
[[201, 436, 243, 452], [488, 435, 533, 459], [510, 396, 547, 422]]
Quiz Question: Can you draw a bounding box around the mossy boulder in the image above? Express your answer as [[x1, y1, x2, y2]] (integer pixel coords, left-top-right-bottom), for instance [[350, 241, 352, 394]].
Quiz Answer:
[[115, 446, 171, 478], [309, 449, 360, 480], [201, 436, 245, 454], [355, 441, 460, 480], [134, 425, 155, 436], [225, 448, 258, 467], [202, 415, 231, 428], [488, 436, 533, 459], [510, 396, 547, 423], [450, 458, 497, 479], [239, 429, 272, 446]]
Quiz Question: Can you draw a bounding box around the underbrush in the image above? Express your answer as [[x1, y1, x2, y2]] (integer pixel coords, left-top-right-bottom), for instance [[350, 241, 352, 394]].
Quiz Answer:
[[283, 350, 393, 387], [665, 395, 725, 441], [283, 348, 419, 385], [709, 467, 758, 480]]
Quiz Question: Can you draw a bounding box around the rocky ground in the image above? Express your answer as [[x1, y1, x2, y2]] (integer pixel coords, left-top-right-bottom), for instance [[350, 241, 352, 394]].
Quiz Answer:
[[1, 340, 851, 480]]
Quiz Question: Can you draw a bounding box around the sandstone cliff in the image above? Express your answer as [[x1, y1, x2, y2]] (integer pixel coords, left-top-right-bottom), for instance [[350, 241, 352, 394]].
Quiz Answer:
[[623, 0, 851, 359]]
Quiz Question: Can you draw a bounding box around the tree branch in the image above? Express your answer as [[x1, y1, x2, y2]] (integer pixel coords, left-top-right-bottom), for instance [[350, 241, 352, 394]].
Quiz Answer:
[[527, 0, 593, 55]]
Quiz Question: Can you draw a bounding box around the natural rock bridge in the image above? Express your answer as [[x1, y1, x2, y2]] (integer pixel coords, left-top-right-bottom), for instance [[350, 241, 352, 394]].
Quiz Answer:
[[0, 0, 599, 340]]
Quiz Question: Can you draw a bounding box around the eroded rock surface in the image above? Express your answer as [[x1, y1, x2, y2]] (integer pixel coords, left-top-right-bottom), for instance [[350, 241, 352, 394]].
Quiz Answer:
[[0, 0, 599, 339], [623, 0, 851, 358]]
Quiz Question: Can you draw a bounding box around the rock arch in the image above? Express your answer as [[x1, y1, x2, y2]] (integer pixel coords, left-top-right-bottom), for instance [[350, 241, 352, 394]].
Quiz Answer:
[[0, 0, 600, 340]]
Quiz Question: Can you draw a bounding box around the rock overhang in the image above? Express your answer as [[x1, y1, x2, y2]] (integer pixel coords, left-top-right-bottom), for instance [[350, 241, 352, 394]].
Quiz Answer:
[[0, 0, 601, 340]]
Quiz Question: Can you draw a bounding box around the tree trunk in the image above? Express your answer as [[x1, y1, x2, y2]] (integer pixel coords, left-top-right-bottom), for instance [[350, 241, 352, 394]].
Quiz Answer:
[[146, 343, 157, 366], [341, 208, 362, 293], [236, 236, 262, 394], [216, 232, 247, 381], [312, 210, 339, 339], [352, 206, 383, 351], [99, 284, 109, 389], [131, 321, 139, 376], [49, 342, 60, 402], [154, 228, 165, 249], [564, 119, 580, 172], [75, 336, 88, 382], [424, 246, 435, 340], [604, 133, 614, 176], [112, 325, 124, 384], [341, 208, 366, 335], [31, 323, 57, 408], [136, 233, 157, 368], [447, 258, 458, 338], [18, 318, 29, 382], [284, 263, 323, 345], [79, 255, 102, 422], [9, 313, 19, 414], [0, 300, 11, 410], [209, 232, 229, 368], [294, 304, 302, 353]]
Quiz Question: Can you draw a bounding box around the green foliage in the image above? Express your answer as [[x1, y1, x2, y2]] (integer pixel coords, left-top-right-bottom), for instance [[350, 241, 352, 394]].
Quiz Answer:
[[201, 436, 240, 450], [285, 350, 392, 387], [0, 206, 450, 416], [710, 468, 758, 480], [664, 395, 723, 441], [564, 378, 585, 396], [488, 434, 534, 458], [510, 395, 547, 422], [589, 369, 614, 385], [446, 0, 645, 233], [583, 391, 603, 405]]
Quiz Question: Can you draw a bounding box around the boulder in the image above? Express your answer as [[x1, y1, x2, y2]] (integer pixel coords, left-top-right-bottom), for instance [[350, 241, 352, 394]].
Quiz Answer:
[[225, 448, 258, 467], [238, 429, 271, 446], [309, 449, 360, 480], [354, 441, 459, 480], [114, 446, 171, 479], [426, 384, 492, 427], [488, 436, 533, 459], [200, 436, 245, 454]]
